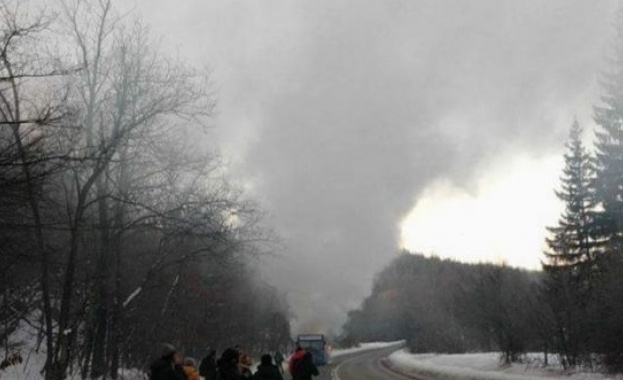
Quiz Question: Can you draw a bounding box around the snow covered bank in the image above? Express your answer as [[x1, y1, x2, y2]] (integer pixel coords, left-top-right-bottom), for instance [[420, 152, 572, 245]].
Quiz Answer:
[[0, 318, 149, 380], [1, 350, 46, 380], [387, 350, 623, 380], [331, 341, 405, 358], [1, 355, 145, 380]]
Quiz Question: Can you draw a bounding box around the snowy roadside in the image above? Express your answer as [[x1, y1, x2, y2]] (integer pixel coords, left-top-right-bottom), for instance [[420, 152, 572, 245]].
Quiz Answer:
[[331, 341, 405, 359], [0, 320, 145, 380], [1, 356, 145, 380], [386, 350, 623, 380]]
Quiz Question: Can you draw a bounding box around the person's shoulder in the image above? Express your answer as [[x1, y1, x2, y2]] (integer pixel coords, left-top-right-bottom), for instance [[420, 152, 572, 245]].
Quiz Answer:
[[151, 357, 167, 366], [150, 358, 169, 372]]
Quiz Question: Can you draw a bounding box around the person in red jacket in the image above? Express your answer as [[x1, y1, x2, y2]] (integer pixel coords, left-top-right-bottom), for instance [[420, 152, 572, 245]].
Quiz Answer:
[[288, 346, 306, 378]]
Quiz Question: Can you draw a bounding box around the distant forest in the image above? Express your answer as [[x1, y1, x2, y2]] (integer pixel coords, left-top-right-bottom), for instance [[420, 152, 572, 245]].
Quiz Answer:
[[342, 246, 623, 372], [342, 253, 545, 360], [343, 9, 623, 373]]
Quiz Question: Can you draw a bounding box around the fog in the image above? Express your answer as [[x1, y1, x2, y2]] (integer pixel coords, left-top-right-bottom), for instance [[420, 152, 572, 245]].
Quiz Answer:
[[125, 0, 617, 333]]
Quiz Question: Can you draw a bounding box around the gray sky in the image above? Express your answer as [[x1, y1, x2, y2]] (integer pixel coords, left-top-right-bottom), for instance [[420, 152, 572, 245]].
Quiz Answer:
[[123, 0, 616, 333]]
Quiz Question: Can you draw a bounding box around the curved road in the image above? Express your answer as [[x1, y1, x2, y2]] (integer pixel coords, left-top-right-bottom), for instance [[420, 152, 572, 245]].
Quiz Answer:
[[317, 346, 419, 380]]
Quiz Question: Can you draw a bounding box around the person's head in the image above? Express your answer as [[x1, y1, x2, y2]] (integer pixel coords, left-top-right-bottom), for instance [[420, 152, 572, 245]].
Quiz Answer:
[[261, 354, 273, 366], [303, 352, 313, 362], [295, 345, 303, 352], [160, 343, 181, 364], [221, 348, 239, 367], [184, 357, 197, 368], [173, 352, 183, 365]]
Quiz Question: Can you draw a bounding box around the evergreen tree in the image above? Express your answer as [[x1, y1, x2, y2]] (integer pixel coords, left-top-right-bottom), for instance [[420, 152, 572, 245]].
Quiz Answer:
[[545, 121, 598, 271], [594, 8, 623, 255], [591, 8, 623, 371], [543, 121, 598, 367]]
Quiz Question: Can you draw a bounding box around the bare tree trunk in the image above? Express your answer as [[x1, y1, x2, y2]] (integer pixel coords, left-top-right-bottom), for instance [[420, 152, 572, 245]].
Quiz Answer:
[[10, 124, 55, 373], [109, 154, 127, 380], [54, 157, 113, 379], [91, 173, 112, 379], [80, 321, 94, 379]]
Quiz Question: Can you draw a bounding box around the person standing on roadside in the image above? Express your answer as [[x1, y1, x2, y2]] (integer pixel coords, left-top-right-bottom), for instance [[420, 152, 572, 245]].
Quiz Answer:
[[218, 348, 244, 380], [199, 348, 217, 380], [292, 352, 318, 380], [253, 354, 284, 380], [149, 344, 186, 380], [288, 347, 305, 379], [235, 345, 253, 378], [183, 358, 201, 380]]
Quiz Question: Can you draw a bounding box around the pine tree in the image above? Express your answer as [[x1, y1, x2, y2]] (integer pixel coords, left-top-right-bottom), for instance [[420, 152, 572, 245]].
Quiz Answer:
[[544, 121, 598, 367]]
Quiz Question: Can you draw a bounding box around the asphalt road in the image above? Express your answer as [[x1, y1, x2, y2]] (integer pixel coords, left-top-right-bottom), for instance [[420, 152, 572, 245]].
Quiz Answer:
[[315, 346, 419, 380]]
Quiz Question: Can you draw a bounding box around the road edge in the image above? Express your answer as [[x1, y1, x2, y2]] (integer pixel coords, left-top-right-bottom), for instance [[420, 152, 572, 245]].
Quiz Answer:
[[380, 352, 431, 380]]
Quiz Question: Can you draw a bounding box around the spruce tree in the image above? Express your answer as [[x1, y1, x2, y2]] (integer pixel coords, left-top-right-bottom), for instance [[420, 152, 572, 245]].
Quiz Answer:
[[592, 9, 623, 370], [545, 121, 597, 271], [544, 121, 597, 367], [594, 8, 623, 255]]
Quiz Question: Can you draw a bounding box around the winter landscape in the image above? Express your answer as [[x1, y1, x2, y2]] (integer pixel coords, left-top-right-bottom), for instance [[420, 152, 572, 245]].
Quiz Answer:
[[2, 1, 623, 379]]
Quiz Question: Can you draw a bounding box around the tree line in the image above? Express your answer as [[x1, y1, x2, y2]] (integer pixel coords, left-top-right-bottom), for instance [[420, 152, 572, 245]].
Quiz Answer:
[[343, 7, 623, 374], [341, 254, 548, 364], [0, 1, 290, 379]]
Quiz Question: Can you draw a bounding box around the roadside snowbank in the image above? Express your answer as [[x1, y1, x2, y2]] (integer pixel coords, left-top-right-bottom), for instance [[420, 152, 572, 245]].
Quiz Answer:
[[331, 341, 405, 358], [1, 350, 46, 380], [1, 356, 145, 380], [0, 319, 147, 379], [387, 350, 623, 380]]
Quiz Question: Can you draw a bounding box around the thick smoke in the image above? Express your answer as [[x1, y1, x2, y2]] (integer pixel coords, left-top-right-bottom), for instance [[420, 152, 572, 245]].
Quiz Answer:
[[129, 0, 615, 332]]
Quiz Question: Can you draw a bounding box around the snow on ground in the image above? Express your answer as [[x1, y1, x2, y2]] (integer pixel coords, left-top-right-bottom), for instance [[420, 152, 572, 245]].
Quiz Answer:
[[330, 341, 405, 359], [1, 318, 46, 380], [1, 353, 145, 380], [387, 350, 623, 380], [0, 320, 145, 380], [1, 349, 46, 380]]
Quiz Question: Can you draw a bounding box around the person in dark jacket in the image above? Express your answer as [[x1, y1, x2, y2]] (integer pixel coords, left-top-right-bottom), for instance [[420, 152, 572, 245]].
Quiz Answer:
[[150, 343, 187, 380], [254, 354, 284, 380], [217, 348, 244, 380], [199, 349, 217, 380], [292, 352, 318, 380]]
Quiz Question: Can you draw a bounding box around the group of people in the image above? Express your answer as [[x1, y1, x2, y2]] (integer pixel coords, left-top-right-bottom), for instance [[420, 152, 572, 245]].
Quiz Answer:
[[150, 344, 319, 380]]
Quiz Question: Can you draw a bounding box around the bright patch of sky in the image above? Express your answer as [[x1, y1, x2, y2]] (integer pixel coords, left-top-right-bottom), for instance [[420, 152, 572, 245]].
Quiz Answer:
[[400, 154, 564, 269]]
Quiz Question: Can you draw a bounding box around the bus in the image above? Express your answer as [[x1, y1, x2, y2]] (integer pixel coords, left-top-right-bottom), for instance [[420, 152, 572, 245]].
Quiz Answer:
[[296, 334, 330, 366]]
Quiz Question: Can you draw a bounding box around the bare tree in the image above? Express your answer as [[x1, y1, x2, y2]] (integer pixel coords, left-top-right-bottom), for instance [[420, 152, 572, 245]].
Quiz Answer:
[[0, 1, 75, 372], [0, 3, 283, 379], [45, 1, 215, 378]]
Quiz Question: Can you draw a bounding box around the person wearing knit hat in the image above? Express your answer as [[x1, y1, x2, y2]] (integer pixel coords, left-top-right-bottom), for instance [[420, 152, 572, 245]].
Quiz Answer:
[[160, 343, 177, 359], [253, 354, 284, 380], [149, 343, 186, 380], [183, 357, 201, 380]]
